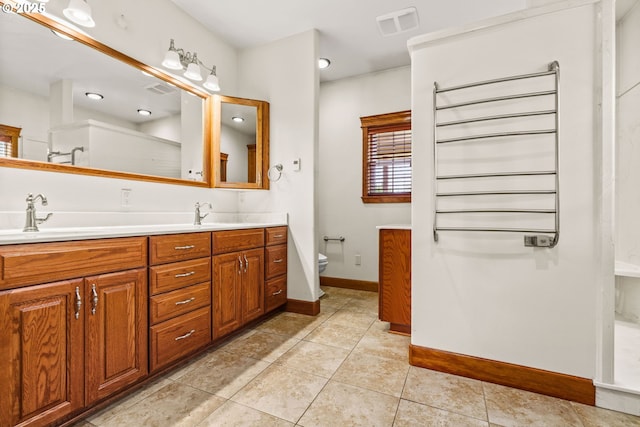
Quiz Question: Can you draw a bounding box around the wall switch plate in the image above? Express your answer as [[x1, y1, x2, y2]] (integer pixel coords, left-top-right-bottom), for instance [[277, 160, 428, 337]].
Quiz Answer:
[[355, 254, 361, 265], [524, 235, 553, 247], [292, 158, 301, 171], [121, 188, 132, 207]]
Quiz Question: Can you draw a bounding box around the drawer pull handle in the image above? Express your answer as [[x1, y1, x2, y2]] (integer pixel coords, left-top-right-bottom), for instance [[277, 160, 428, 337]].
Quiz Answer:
[[175, 329, 196, 341], [273, 259, 283, 263], [91, 284, 98, 315], [238, 256, 243, 274], [175, 297, 196, 306], [175, 271, 196, 278], [274, 234, 284, 238], [74, 286, 82, 320], [174, 245, 195, 250], [272, 289, 283, 296], [243, 254, 248, 273]]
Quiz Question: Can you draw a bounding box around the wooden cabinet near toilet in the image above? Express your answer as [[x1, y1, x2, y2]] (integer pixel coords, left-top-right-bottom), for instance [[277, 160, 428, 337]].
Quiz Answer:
[[378, 228, 411, 335], [0, 224, 288, 426]]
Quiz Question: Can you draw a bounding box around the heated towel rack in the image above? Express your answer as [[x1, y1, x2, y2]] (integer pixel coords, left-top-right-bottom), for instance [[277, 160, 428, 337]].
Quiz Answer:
[[433, 61, 560, 247]]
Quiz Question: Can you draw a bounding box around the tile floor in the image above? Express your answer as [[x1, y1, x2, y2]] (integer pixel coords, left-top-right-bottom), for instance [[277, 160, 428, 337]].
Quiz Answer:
[[75, 286, 640, 427]]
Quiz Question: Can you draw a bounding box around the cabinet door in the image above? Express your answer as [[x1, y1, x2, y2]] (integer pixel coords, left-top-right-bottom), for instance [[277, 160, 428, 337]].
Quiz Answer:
[[0, 279, 84, 427], [213, 253, 242, 338], [242, 248, 265, 324], [379, 229, 411, 333], [85, 268, 148, 404]]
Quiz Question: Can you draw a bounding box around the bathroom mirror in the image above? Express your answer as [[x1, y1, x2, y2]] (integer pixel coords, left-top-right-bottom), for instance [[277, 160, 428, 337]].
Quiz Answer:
[[0, 5, 212, 187], [212, 95, 270, 189]]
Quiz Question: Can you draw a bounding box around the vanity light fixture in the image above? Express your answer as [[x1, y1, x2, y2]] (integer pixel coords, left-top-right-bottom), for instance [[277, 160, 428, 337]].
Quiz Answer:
[[318, 58, 331, 69], [162, 39, 220, 92], [85, 92, 103, 100], [63, 0, 95, 28], [231, 116, 244, 123], [137, 109, 152, 116]]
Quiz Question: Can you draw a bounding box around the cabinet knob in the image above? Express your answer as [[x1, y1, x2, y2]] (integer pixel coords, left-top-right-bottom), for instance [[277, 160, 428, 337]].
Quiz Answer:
[[74, 286, 82, 319], [175, 329, 196, 341], [91, 284, 98, 315], [175, 271, 196, 278], [174, 245, 195, 250]]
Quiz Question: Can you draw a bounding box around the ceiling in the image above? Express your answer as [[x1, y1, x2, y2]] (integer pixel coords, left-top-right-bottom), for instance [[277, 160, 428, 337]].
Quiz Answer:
[[171, 0, 530, 82]]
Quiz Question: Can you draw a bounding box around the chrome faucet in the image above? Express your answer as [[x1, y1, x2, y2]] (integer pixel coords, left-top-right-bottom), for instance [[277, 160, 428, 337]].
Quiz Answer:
[[24, 193, 53, 232], [194, 202, 212, 226], [71, 146, 84, 165]]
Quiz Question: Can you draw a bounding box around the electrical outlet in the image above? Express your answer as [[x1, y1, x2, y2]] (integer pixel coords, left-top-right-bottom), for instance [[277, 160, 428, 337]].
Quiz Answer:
[[121, 188, 132, 207], [355, 254, 361, 265]]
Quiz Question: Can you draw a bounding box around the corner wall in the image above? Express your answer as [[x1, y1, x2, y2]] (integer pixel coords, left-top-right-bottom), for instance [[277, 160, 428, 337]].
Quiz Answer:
[[236, 30, 320, 302], [409, 1, 606, 378], [616, 1, 640, 264], [318, 67, 411, 282]]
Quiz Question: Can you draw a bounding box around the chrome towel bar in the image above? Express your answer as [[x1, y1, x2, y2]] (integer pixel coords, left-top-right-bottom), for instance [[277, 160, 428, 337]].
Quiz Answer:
[[323, 236, 345, 242], [433, 61, 560, 247]]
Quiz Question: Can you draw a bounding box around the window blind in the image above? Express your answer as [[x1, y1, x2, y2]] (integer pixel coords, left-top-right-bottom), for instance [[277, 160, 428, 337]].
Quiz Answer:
[[366, 124, 412, 196]]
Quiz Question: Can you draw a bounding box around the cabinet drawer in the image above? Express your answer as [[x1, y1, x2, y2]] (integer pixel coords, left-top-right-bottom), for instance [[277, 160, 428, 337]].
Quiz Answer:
[[150, 306, 211, 372], [265, 244, 287, 279], [149, 257, 211, 295], [150, 282, 211, 325], [265, 275, 287, 312], [265, 226, 287, 246], [149, 232, 211, 265], [0, 237, 147, 290], [212, 228, 264, 254]]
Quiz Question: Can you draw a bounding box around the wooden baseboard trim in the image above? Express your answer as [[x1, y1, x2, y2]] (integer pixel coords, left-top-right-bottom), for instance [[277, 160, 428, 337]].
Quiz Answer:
[[320, 276, 378, 292], [286, 298, 320, 316], [409, 344, 595, 405]]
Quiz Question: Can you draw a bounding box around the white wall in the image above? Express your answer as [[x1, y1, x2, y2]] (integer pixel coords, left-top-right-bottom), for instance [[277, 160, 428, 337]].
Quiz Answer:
[[236, 30, 320, 302], [410, 2, 605, 378], [0, 0, 239, 217], [318, 67, 411, 282], [616, 1, 640, 264], [220, 124, 252, 182]]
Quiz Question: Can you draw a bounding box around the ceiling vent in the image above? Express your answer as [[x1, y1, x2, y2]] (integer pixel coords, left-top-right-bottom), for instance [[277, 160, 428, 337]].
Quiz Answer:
[[376, 7, 419, 37], [145, 82, 177, 95]]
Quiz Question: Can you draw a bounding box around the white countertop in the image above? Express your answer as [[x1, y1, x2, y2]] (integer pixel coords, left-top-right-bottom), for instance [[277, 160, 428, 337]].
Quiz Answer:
[[376, 224, 411, 230], [0, 218, 287, 245]]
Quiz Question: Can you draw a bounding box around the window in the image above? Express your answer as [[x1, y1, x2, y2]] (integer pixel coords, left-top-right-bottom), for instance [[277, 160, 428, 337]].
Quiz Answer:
[[360, 110, 411, 203]]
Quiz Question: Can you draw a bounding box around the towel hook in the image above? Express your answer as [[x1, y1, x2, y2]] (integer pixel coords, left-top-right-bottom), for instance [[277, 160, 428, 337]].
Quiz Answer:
[[268, 164, 283, 182]]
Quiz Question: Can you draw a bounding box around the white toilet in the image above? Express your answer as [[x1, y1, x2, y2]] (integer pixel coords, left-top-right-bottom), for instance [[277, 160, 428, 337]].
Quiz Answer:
[[318, 253, 328, 273], [318, 253, 328, 297]]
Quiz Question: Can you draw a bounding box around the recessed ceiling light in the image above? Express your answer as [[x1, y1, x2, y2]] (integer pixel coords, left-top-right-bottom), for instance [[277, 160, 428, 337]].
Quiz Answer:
[[85, 92, 103, 100], [232, 116, 244, 123], [318, 58, 331, 69], [137, 109, 152, 116]]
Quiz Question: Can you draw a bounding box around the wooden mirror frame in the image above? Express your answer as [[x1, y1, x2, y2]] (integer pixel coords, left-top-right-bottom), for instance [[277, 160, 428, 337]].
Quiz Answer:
[[0, 4, 212, 188], [212, 95, 270, 189]]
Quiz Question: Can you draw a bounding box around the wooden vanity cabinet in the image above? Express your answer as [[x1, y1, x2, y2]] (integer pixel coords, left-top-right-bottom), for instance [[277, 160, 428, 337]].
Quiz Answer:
[[265, 226, 288, 312], [148, 233, 212, 372], [212, 228, 265, 338], [0, 237, 148, 427], [378, 228, 411, 335]]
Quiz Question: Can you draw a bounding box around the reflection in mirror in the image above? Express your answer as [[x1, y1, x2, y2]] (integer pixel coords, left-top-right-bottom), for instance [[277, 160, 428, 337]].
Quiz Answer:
[[213, 95, 269, 189], [0, 6, 211, 186]]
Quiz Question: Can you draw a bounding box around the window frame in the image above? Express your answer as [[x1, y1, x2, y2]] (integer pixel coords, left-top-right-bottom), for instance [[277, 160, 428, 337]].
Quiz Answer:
[[360, 110, 411, 203]]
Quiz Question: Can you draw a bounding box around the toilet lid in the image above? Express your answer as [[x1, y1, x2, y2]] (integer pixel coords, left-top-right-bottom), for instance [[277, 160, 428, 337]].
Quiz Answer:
[[319, 253, 327, 262]]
